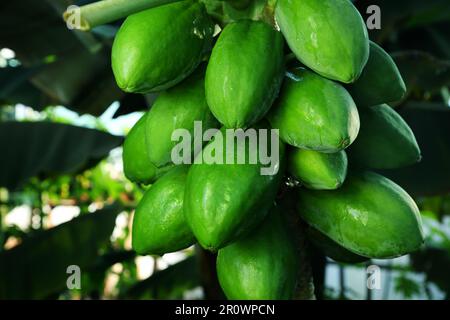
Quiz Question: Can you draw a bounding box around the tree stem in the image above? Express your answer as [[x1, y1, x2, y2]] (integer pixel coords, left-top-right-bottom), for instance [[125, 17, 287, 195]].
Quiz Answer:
[[196, 246, 225, 300], [292, 220, 316, 300], [282, 195, 315, 299], [63, 0, 183, 31]]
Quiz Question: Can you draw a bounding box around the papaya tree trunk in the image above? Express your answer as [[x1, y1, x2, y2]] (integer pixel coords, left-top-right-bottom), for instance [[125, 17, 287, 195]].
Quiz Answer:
[[196, 246, 225, 300], [292, 219, 316, 300], [279, 185, 316, 300]]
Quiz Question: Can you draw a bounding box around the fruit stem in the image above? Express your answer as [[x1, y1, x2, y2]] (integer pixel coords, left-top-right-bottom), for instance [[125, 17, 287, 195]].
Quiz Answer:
[[63, 0, 183, 31], [261, 0, 277, 28]]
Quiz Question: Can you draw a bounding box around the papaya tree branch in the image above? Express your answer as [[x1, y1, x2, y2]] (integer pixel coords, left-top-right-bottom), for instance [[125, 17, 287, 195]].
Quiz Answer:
[[63, 0, 183, 31]]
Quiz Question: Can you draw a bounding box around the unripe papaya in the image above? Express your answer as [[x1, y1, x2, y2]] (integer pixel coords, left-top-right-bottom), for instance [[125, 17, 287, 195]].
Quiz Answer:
[[111, 1, 214, 93], [348, 104, 421, 169], [145, 68, 219, 168], [275, 0, 369, 83], [306, 226, 368, 263], [268, 68, 360, 152], [184, 125, 285, 251], [297, 171, 424, 259], [123, 113, 170, 184], [349, 41, 406, 107], [205, 20, 284, 128], [288, 148, 348, 190], [217, 207, 299, 299], [132, 166, 195, 255]]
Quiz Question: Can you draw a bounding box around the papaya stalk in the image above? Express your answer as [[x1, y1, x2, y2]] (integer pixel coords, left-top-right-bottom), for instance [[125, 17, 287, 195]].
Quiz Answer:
[[291, 220, 316, 300], [196, 247, 226, 300], [280, 189, 316, 300], [63, 0, 183, 31], [260, 0, 277, 27]]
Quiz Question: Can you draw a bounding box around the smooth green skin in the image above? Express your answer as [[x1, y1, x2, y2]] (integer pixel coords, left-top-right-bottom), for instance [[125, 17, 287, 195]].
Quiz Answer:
[[184, 127, 285, 251], [145, 69, 219, 167], [275, 0, 369, 83], [349, 104, 421, 169], [205, 20, 285, 128], [297, 171, 424, 259], [132, 166, 195, 255], [307, 227, 368, 263], [217, 208, 299, 300], [268, 68, 360, 152], [123, 113, 169, 184], [349, 41, 406, 107], [111, 1, 214, 93], [288, 148, 348, 190]]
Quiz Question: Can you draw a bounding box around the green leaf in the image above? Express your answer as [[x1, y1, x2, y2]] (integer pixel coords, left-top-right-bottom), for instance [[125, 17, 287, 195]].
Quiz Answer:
[[410, 247, 450, 295], [121, 256, 201, 299], [0, 67, 50, 110], [0, 205, 120, 299], [0, 1, 138, 116], [394, 274, 422, 299], [379, 104, 450, 196], [0, 0, 101, 66], [0, 121, 123, 190]]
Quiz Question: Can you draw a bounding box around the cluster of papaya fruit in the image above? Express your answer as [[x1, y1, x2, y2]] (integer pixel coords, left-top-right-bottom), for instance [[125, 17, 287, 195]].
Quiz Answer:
[[114, 0, 424, 299]]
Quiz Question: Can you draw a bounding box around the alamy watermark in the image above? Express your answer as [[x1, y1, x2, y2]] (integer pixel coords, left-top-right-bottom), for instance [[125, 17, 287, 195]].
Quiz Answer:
[[66, 265, 81, 290], [367, 265, 381, 290], [65, 5, 82, 30], [65, 4, 381, 31], [366, 5, 381, 30], [171, 121, 281, 176]]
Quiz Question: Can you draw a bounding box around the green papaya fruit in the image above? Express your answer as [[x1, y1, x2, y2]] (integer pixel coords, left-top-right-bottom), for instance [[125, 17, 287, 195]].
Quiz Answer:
[[275, 0, 369, 83], [145, 68, 219, 168], [268, 68, 360, 152], [123, 113, 170, 184], [349, 41, 406, 107], [111, 1, 214, 93], [348, 104, 421, 169], [306, 226, 368, 264], [297, 171, 424, 259], [184, 125, 285, 251], [205, 20, 284, 128], [216, 207, 299, 299], [132, 166, 195, 255], [288, 148, 348, 190]]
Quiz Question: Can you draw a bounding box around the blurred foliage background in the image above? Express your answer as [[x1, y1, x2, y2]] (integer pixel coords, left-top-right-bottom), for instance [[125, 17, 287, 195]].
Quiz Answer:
[[0, 0, 449, 300]]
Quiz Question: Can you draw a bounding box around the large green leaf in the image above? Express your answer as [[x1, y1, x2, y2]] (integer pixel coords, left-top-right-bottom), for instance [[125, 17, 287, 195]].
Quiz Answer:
[[0, 47, 126, 116], [411, 248, 450, 296], [0, 1, 144, 116], [0, 0, 101, 66], [379, 104, 450, 196], [0, 205, 120, 299], [121, 256, 201, 299], [0, 67, 51, 110], [0, 121, 123, 190]]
